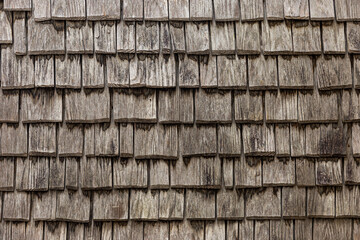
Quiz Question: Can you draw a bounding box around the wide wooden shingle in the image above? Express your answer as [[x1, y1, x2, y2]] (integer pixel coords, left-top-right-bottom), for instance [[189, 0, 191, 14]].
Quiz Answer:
[[51, 0, 86, 20], [213, 0, 240, 21], [284, 0, 309, 19], [93, 190, 128, 221], [80, 157, 112, 190], [4, 0, 31, 11], [278, 56, 314, 89], [266, 0, 284, 20], [180, 125, 217, 156], [322, 22, 346, 54], [16, 157, 49, 191], [263, 20, 293, 54], [55, 55, 82, 88], [144, 0, 168, 21], [94, 21, 116, 54], [186, 22, 210, 54], [66, 21, 93, 54], [242, 124, 275, 156], [234, 91, 263, 123], [159, 189, 184, 220], [113, 158, 148, 188], [136, 22, 160, 54], [87, 0, 120, 20], [347, 22, 360, 53], [240, 0, 264, 21], [263, 157, 295, 186], [265, 91, 298, 122], [292, 21, 321, 54], [189, 0, 212, 20], [56, 189, 90, 222], [309, 0, 335, 20], [0, 123, 27, 157], [217, 189, 244, 219], [130, 190, 159, 220], [335, 0, 360, 21], [33, 0, 51, 21], [3, 192, 31, 221], [248, 55, 278, 90], [29, 124, 56, 157], [313, 219, 351, 240], [246, 188, 281, 219], [217, 55, 247, 89], [169, 0, 189, 20], [0, 90, 19, 123], [236, 21, 261, 54], [210, 22, 235, 55], [307, 187, 335, 217], [186, 190, 215, 220]]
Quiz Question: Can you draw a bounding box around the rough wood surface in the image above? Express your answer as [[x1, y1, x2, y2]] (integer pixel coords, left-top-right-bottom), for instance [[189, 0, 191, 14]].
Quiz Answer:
[[161, 23, 171, 53], [129, 54, 146, 87], [248, 55, 278, 90], [87, 0, 120, 20], [66, 21, 93, 54], [123, 0, 143, 20], [218, 123, 242, 156], [199, 55, 217, 88], [234, 91, 263, 122], [236, 22, 261, 54], [107, 55, 130, 87], [214, 0, 240, 21], [240, 0, 264, 21], [33, 191, 56, 220], [322, 22, 346, 54], [55, 55, 82, 88], [65, 157, 79, 189], [309, 0, 335, 20], [180, 125, 216, 156], [144, 222, 169, 240], [284, 0, 309, 19], [136, 22, 160, 54], [278, 56, 314, 89], [0, 9, 12, 44], [170, 22, 186, 53], [254, 221, 269, 239], [49, 157, 65, 190], [217, 55, 247, 89], [0, 123, 27, 156], [113, 158, 148, 188], [282, 186, 306, 218], [3, 191, 30, 221], [113, 222, 143, 239], [263, 20, 293, 54], [266, 0, 284, 20], [307, 187, 335, 217], [144, 0, 168, 21], [296, 158, 316, 186], [29, 124, 56, 156], [119, 123, 133, 157], [169, 0, 189, 20], [170, 221, 204, 240], [93, 190, 128, 220], [51, 0, 86, 20], [263, 157, 295, 186], [4, 0, 31, 11], [94, 21, 116, 54], [13, 12, 26, 55], [243, 124, 275, 156], [265, 91, 298, 122], [239, 220, 253, 240], [186, 189, 215, 220], [16, 157, 49, 191], [270, 220, 293, 240], [33, 0, 51, 21], [94, 123, 119, 156], [145, 54, 176, 87], [346, 22, 360, 53], [82, 55, 105, 88], [0, 157, 15, 190], [117, 21, 135, 53], [313, 219, 351, 240], [292, 21, 321, 54], [186, 22, 210, 54], [223, 158, 234, 188], [336, 186, 360, 217], [217, 189, 244, 220], [246, 188, 281, 219], [44, 222, 67, 240], [34, 55, 54, 87], [275, 124, 290, 156], [235, 156, 262, 188], [189, 0, 212, 20], [211, 22, 235, 55], [130, 190, 159, 220], [159, 189, 184, 220], [80, 157, 112, 190], [179, 55, 199, 87], [316, 158, 342, 186], [0, 90, 19, 123]]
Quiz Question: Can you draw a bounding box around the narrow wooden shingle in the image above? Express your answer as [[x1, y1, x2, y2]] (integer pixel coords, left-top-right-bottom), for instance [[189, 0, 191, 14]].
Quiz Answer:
[[210, 22, 236, 55], [87, 0, 121, 20], [117, 21, 135, 53], [145, 54, 176, 88], [218, 123, 242, 156], [309, 0, 335, 20], [150, 160, 169, 188], [170, 22, 186, 53], [284, 0, 309, 19], [296, 158, 315, 186], [347, 22, 360, 53], [275, 124, 291, 156], [82, 55, 105, 88], [290, 124, 306, 157], [213, 0, 240, 21], [199, 55, 217, 88], [266, 0, 284, 20], [34, 55, 54, 87], [136, 22, 160, 54], [0, 90, 19, 123], [160, 22, 171, 54], [29, 124, 56, 157], [66, 21, 93, 54], [51, 0, 86, 20], [240, 0, 264, 21], [113, 158, 148, 188], [13, 12, 27, 55], [186, 22, 210, 54], [246, 188, 281, 219], [0, 157, 15, 190], [186, 190, 216, 220], [107, 55, 130, 87], [49, 157, 65, 190], [236, 21, 261, 54], [94, 123, 119, 157], [129, 54, 146, 87], [144, 0, 168, 21], [248, 55, 278, 90], [189, 0, 213, 20], [4, 0, 31, 11], [179, 55, 199, 87], [55, 55, 82, 88], [0, 9, 12, 43], [94, 21, 116, 54], [265, 91, 298, 122], [243, 124, 275, 156], [169, 0, 189, 21], [322, 21, 345, 54], [119, 123, 134, 158], [0, 123, 27, 157], [33, 0, 51, 21]]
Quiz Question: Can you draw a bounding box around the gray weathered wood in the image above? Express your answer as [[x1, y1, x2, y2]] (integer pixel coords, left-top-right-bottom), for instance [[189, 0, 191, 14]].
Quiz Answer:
[[87, 0, 121, 20], [239, 220, 253, 240], [170, 221, 204, 240], [336, 186, 360, 217], [181, 125, 216, 156], [278, 56, 314, 89], [3, 191, 30, 221], [217, 189, 244, 220], [335, 0, 360, 21], [0, 157, 14, 190], [29, 124, 56, 156], [0, 9, 12, 43], [270, 220, 293, 240], [263, 20, 293, 54], [211, 22, 235, 55], [113, 222, 143, 239], [58, 124, 83, 156], [66, 21, 93, 54], [82, 54, 105, 88], [255, 221, 269, 239], [316, 158, 342, 186], [83, 221, 101, 240], [236, 21, 261, 54], [119, 123, 133, 157], [234, 91, 263, 122], [117, 21, 135, 53], [44, 222, 67, 240], [263, 157, 295, 186], [218, 123, 242, 156], [0, 90, 19, 123], [51, 0, 86, 20], [94, 21, 116, 54], [265, 91, 298, 122], [144, 222, 169, 240], [307, 187, 335, 217], [295, 219, 312, 240], [0, 123, 27, 156], [107, 55, 130, 87], [129, 54, 146, 87], [189, 0, 212, 20], [113, 89, 157, 122], [227, 221, 238, 240], [186, 22, 210, 54], [130, 190, 159, 220], [179, 55, 199, 87], [282, 186, 306, 218], [223, 158, 234, 188], [296, 158, 315, 186], [292, 21, 321, 54], [309, 0, 335, 20], [136, 22, 160, 54], [144, 0, 168, 21], [160, 22, 171, 54], [346, 22, 360, 53], [217, 55, 246, 89], [355, 220, 360, 239], [94, 123, 119, 156], [240, 0, 263, 21], [266, 0, 284, 20], [170, 22, 186, 53], [28, 17, 65, 54], [356, 57, 360, 88], [123, 0, 143, 21], [298, 91, 338, 123], [16, 157, 49, 191], [275, 124, 290, 156], [205, 221, 225, 240], [313, 219, 351, 240], [322, 22, 345, 54], [65, 157, 79, 189], [352, 123, 360, 156], [33, 0, 51, 21], [33, 191, 56, 220], [235, 156, 262, 188], [159, 189, 184, 220], [243, 124, 275, 156], [248, 55, 278, 90], [246, 187, 281, 219], [68, 223, 84, 240], [93, 190, 128, 220], [55, 55, 82, 88], [135, 124, 177, 159], [186, 189, 215, 220], [80, 157, 112, 190], [344, 154, 360, 185], [284, 0, 309, 19], [145, 54, 176, 87], [4, 0, 31, 11], [113, 158, 148, 188], [169, 0, 189, 20], [170, 156, 221, 188], [214, 0, 240, 21], [34, 55, 54, 87], [13, 12, 27, 55], [49, 157, 65, 189], [65, 89, 110, 123]]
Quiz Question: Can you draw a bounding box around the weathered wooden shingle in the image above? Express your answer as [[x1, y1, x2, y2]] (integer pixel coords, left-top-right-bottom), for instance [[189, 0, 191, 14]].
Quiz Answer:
[[113, 158, 148, 188], [265, 91, 298, 122], [29, 124, 56, 156], [275, 124, 290, 156], [13, 12, 27, 55], [248, 55, 278, 90], [235, 157, 262, 188], [240, 0, 264, 21], [170, 22, 186, 53], [211, 22, 236, 55], [263, 157, 295, 186], [218, 123, 242, 156], [186, 189, 215, 220], [313, 219, 351, 240], [179, 55, 199, 87], [56, 189, 90, 222], [117, 21, 135, 53], [170, 221, 204, 240], [51, 0, 86, 20], [199, 55, 217, 88], [34, 55, 54, 87], [336, 186, 360, 217], [205, 221, 225, 240], [169, 0, 189, 20], [246, 188, 281, 219], [159, 189, 184, 220], [181, 125, 217, 156], [307, 187, 335, 217], [119, 124, 134, 157], [4, 0, 31, 11], [278, 56, 314, 89], [335, 0, 360, 21], [282, 186, 306, 218], [16, 157, 49, 191], [145, 54, 176, 87], [44, 222, 67, 240], [270, 220, 293, 240], [243, 124, 275, 156], [33, 0, 51, 21], [189, 0, 212, 20], [266, 0, 284, 20], [290, 124, 306, 157], [94, 21, 116, 54], [236, 21, 261, 54], [55, 55, 82, 88], [130, 190, 159, 220], [113, 222, 143, 239], [296, 158, 316, 186], [87, 0, 120, 20], [82, 55, 105, 88], [213, 0, 240, 21], [89, 123, 119, 157], [33, 191, 56, 220], [347, 22, 360, 53], [66, 21, 93, 54], [93, 190, 128, 221], [144, 222, 169, 240], [284, 0, 309, 19], [80, 157, 112, 190], [217, 55, 247, 89], [0, 157, 15, 190], [322, 22, 346, 54], [129, 54, 146, 87], [263, 20, 293, 54], [0, 9, 12, 44], [3, 191, 30, 221], [0, 90, 19, 123], [0, 123, 27, 157], [136, 22, 160, 54], [316, 158, 342, 186], [217, 189, 244, 219], [292, 21, 321, 54], [49, 157, 65, 190], [186, 22, 210, 54], [144, 0, 168, 21], [309, 0, 335, 20], [352, 123, 360, 157], [234, 91, 263, 123], [65, 157, 78, 189], [107, 55, 130, 87], [150, 160, 169, 188]]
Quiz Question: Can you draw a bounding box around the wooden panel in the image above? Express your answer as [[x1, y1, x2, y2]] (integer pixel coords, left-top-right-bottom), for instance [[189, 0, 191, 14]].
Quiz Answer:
[[246, 187, 281, 219], [16, 157, 49, 191], [284, 0, 309, 19], [189, 0, 212, 20], [51, 0, 86, 20], [113, 89, 157, 123], [205, 221, 225, 240], [263, 20, 293, 54], [58, 124, 83, 156], [169, 0, 189, 20], [186, 189, 215, 220], [322, 22, 345, 54], [49, 157, 65, 190], [248, 55, 277, 90], [313, 219, 351, 240], [66, 21, 93, 54], [278, 56, 314, 89], [199, 55, 217, 88], [195, 89, 232, 123], [135, 124, 177, 159], [186, 22, 210, 54], [0, 123, 27, 157], [346, 22, 360, 53], [129, 54, 146, 87], [265, 91, 298, 122], [298, 91, 338, 123], [214, 0, 240, 21], [28, 17, 65, 54], [80, 157, 112, 190], [65, 157, 79, 189], [266, 0, 284, 20], [0, 9, 12, 43], [179, 55, 199, 87], [44, 222, 67, 240], [33, 0, 51, 21], [275, 124, 290, 156], [34, 55, 54, 87], [263, 157, 295, 186], [211, 22, 235, 54], [180, 125, 216, 156], [144, 222, 169, 240], [316, 158, 342, 186], [236, 21, 261, 54], [218, 123, 242, 156], [65, 89, 110, 123], [170, 22, 186, 53], [33, 191, 56, 220], [336, 186, 360, 217], [307, 187, 335, 217], [87, 0, 120, 20], [93, 190, 128, 220], [117, 21, 135, 53], [130, 190, 159, 220], [55, 55, 82, 88], [113, 158, 148, 188], [94, 21, 116, 54], [4, 0, 31, 11], [29, 124, 56, 156], [0, 90, 19, 123], [270, 220, 293, 240], [309, 0, 335, 20], [119, 123, 133, 157], [292, 21, 321, 54], [217, 189, 244, 220], [170, 156, 221, 188], [217, 55, 246, 89], [296, 158, 315, 186], [107, 55, 130, 87], [144, 0, 168, 20], [159, 189, 184, 220], [3, 191, 30, 221], [13, 12, 26, 55], [234, 91, 263, 123], [243, 124, 275, 156], [82, 54, 105, 88], [0, 157, 15, 190], [136, 22, 159, 54], [235, 156, 262, 188], [282, 186, 306, 218], [240, 0, 263, 21], [170, 221, 204, 240], [113, 222, 143, 239]]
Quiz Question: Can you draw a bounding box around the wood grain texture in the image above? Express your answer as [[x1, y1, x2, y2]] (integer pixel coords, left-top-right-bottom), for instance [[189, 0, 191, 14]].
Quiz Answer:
[[0, 9, 12, 43], [242, 124, 275, 156], [80, 157, 112, 190], [129, 54, 146, 87], [170, 221, 204, 240], [0, 157, 15, 190], [55, 55, 82, 88], [144, 0, 168, 21], [0, 123, 27, 156], [117, 21, 135, 53], [352, 123, 360, 156], [217, 189, 244, 220], [113, 222, 143, 239], [199, 55, 217, 87], [130, 190, 159, 220], [236, 21, 261, 54], [235, 156, 262, 188], [68, 223, 84, 240], [170, 22, 186, 53], [240, 0, 263, 21], [94, 21, 116, 54], [309, 0, 335, 20], [205, 221, 225, 240], [190, 0, 212, 20], [65, 157, 78, 189], [335, 0, 360, 21], [119, 123, 133, 157], [266, 0, 284, 20], [3, 191, 30, 221], [34, 55, 54, 87], [254, 220, 269, 239], [82, 55, 105, 88], [186, 22, 210, 54], [211, 22, 236, 55], [179, 55, 199, 87], [223, 158, 234, 188], [16, 157, 49, 191], [136, 22, 160, 54], [113, 158, 148, 188], [33, 0, 51, 21], [246, 187, 281, 219], [296, 158, 315, 186], [123, 0, 143, 21], [316, 158, 342, 186], [49, 157, 65, 190], [214, 0, 240, 21], [51, 0, 86, 20], [336, 186, 360, 217], [234, 91, 263, 122], [145, 54, 176, 87], [248, 55, 277, 90], [218, 123, 242, 156], [93, 190, 128, 220], [275, 124, 290, 156], [94, 123, 119, 156], [144, 222, 169, 240], [33, 191, 56, 220], [107, 55, 130, 87], [265, 91, 298, 122], [239, 220, 253, 240], [4, 0, 31, 11], [263, 157, 295, 186], [278, 56, 314, 89], [313, 219, 351, 240], [186, 189, 215, 220], [292, 21, 321, 54], [159, 189, 184, 220], [29, 124, 56, 156], [13, 12, 27, 55], [87, 0, 120, 20], [44, 222, 67, 240], [169, 0, 189, 20], [284, 0, 309, 19], [263, 20, 293, 54], [66, 21, 93, 54], [322, 22, 346, 54], [295, 219, 312, 240], [282, 186, 306, 218], [180, 125, 216, 156], [307, 187, 335, 217], [217, 55, 247, 89], [161, 23, 171, 54], [346, 22, 360, 53], [270, 220, 293, 240], [0, 90, 19, 123]]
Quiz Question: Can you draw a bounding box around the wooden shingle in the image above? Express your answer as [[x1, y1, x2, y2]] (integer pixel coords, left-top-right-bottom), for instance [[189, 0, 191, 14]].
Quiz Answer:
[[94, 21, 116, 54], [181, 125, 216, 156], [170, 221, 204, 240], [51, 0, 86, 20], [235, 156, 262, 188], [144, 222, 169, 239], [186, 189, 215, 220], [136, 22, 160, 54], [347, 22, 360, 53], [16, 157, 49, 191], [130, 190, 159, 220], [296, 158, 316, 186], [161, 23, 171, 54], [239, 220, 253, 240], [284, 0, 309, 19], [87, 0, 120, 20], [335, 0, 360, 21], [13, 12, 27, 55], [316, 158, 342, 185], [270, 220, 293, 240], [129, 54, 146, 87], [68, 224, 84, 240], [33, 191, 56, 220], [243, 124, 275, 156], [29, 124, 56, 156], [94, 123, 119, 157], [266, 0, 284, 20], [282, 186, 306, 218], [0, 9, 12, 44], [246, 188, 281, 219], [145, 54, 176, 87], [292, 21, 321, 54], [0, 90, 19, 123], [213, 0, 240, 21], [290, 124, 306, 157], [56, 189, 90, 222], [82, 55, 105, 88], [309, 0, 335, 20], [123, 0, 143, 21], [234, 91, 263, 123], [106, 55, 130, 87], [66, 21, 93, 54], [55, 55, 82, 88], [179, 55, 199, 87], [322, 22, 346, 54], [211, 22, 235, 55], [0, 157, 15, 190], [117, 21, 135, 53], [278, 56, 314, 89], [119, 123, 134, 157], [144, 0, 168, 21], [248, 55, 278, 90], [217, 189, 244, 219], [275, 124, 290, 156], [218, 123, 242, 156], [217, 55, 247, 89], [34, 55, 54, 87], [93, 190, 128, 221], [3, 192, 30, 221], [236, 21, 261, 54], [352, 123, 360, 156], [255, 221, 269, 239], [33, 0, 51, 21], [113, 158, 148, 188], [313, 220, 351, 240], [199, 55, 217, 88], [4, 0, 31, 11], [205, 221, 225, 240], [0, 123, 27, 157], [44, 222, 67, 240], [189, 0, 212, 20], [240, 0, 264, 21], [307, 187, 335, 217], [265, 91, 298, 122], [169, 0, 189, 21], [65, 157, 78, 189], [336, 186, 360, 217], [159, 189, 184, 220], [81, 157, 112, 190], [227, 221, 238, 240], [223, 158, 234, 188], [170, 22, 186, 53], [263, 157, 295, 186], [186, 22, 210, 54], [49, 157, 65, 190], [263, 20, 293, 54], [113, 222, 143, 239], [150, 160, 169, 188]]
